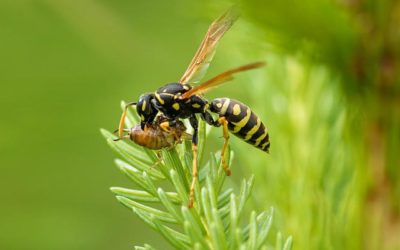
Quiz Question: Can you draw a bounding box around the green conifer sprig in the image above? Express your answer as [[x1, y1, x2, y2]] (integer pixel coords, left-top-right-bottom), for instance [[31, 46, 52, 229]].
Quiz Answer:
[[101, 102, 292, 249]]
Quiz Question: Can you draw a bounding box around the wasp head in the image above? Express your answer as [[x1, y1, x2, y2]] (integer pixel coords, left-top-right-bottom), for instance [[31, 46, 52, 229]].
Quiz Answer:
[[137, 93, 157, 129]]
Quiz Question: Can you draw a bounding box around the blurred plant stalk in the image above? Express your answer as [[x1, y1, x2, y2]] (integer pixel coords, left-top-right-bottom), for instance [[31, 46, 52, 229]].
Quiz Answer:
[[242, 0, 400, 248], [348, 1, 400, 249]]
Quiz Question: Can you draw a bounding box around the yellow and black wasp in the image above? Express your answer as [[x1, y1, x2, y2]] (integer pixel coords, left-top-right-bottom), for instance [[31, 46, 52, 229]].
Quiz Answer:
[[116, 8, 269, 208]]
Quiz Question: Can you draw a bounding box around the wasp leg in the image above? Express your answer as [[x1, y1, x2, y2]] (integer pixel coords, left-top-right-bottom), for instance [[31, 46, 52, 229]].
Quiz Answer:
[[117, 101, 137, 138], [188, 115, 199, 208], [218, 117, 231, 176], [159, 121, 181, 143], [159, 121, 171, 132]]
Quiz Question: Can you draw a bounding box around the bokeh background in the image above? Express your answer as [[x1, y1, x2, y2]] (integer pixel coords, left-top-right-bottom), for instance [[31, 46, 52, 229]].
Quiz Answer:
[[1, 0, 399, 249]]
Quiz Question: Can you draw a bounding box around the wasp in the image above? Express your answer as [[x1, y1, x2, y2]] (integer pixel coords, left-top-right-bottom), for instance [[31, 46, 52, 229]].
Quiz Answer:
[[116, 8, 269, 208]]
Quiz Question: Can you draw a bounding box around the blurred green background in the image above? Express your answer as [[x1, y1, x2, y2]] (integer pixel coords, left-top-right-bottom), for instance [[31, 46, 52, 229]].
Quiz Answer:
[[1, 0, 399, 249]]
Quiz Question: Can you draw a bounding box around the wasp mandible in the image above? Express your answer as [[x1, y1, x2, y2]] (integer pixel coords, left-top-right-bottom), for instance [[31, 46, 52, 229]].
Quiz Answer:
[[116, 8, 270, 208]]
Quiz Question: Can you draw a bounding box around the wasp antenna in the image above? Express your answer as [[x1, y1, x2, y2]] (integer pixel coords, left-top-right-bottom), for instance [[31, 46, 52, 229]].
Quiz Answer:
[[118, 102, 137, 138], [124, 101, 137, 108]]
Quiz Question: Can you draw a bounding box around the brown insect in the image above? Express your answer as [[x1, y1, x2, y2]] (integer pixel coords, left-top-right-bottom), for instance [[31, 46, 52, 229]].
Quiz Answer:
[[116, 115, 191, 150]]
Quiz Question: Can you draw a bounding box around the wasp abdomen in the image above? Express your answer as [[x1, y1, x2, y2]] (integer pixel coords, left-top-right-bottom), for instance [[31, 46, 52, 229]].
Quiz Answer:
[[210, 98, 270, 152]]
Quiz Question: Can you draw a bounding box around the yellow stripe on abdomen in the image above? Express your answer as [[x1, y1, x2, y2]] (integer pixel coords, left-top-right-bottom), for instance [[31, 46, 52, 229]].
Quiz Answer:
[[244, 118, 261, 141], [231, 107, 251, 133], [254, 130, 268, 147], [220, 98, 231, 115]]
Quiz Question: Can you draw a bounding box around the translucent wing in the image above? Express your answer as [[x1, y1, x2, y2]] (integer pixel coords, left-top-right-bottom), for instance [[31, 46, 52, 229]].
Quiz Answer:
[[180, 61, 266, 99], [179, 8, 239, 85]]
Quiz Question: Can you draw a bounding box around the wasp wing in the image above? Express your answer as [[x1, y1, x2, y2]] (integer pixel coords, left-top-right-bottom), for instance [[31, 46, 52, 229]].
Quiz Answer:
[[179, 8, 239, 85], [180, 61, 266, 99]]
